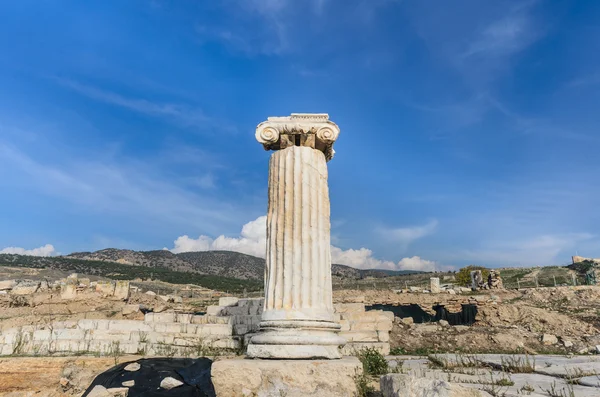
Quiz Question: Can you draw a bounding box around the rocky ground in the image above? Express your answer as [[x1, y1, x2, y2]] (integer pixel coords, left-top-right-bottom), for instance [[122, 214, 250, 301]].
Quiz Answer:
[[335, 286, 600, 356], [1, 268, 600, 396]]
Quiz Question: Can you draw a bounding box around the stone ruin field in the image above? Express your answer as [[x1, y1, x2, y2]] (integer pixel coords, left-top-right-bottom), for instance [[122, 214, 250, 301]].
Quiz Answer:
[[0, 266, 600, 396]]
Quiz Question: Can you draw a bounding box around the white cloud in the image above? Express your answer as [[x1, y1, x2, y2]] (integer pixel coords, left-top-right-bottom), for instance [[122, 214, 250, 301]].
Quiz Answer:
[[397, 256, 437, 272], [0, 244, 56, 257], [331, 246, 440, 272], [169, 216, 267, 258], [331, 246, 396, 270], [169, 216, 442, 271], [379, 219, 438, 250]]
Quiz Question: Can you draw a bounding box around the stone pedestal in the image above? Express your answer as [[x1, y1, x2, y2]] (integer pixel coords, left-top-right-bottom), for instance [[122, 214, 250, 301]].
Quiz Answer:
[[248, 114, 344, 359], [430, 277, 440, 294], [211, 357, 362, 397]]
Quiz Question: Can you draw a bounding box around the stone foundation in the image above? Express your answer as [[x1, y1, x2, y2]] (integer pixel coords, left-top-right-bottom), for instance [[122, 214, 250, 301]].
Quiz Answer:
[[211, 357, 362, 397], [0, 297, 392, 357], [207, 298, 393, 355]]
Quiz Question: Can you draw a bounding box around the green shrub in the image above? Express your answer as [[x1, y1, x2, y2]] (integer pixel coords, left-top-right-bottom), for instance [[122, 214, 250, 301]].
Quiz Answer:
[[456, 265, 489, 287], [357, 347, 388, 376]]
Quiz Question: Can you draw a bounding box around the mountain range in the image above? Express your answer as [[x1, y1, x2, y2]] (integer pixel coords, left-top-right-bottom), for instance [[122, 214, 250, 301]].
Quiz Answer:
[[65, 248, 422, 280]]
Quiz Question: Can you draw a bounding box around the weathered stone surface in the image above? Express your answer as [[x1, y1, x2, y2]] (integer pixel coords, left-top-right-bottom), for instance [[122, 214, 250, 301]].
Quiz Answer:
[[122, 304, 140, 315], [88, 385, 111, 397], [107, 387, 129, 396], [541, 334, 558, 345], [113, 281, 130, 300], [96, 281, 116, 296], [160, 376, 183, 390], [380, 374, 484, 397], [219, 297, 239, 306], [122, 380, 135, 387], [11, 280, 40, 295], [124, 362, 141, 372], [249, 114, 344, 359], [0, 280, 16, 290], [430, 277, 441, 294], [61, 283, 77, 299], [211, 357, 361, 397]]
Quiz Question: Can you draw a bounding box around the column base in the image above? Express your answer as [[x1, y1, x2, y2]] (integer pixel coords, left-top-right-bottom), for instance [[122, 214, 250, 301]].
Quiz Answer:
[[247, 320, 346, 359], [247, 344, 342, 359]]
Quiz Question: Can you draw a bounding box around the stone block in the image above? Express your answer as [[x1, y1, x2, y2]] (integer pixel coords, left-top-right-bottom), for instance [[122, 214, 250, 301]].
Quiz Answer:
[[78, 319, 110, 330], [113, 281, 130, 300], [350, 321, 378, 331], [219, 297, 240, 307], [340, 342, 390, 356], [211, 357, 362, 397], [377, 330, 390, 342], [90, 330, 133, 342], [32, 329, 52, 341], [11, 280, 40, 295], [333, 303, 366, 313], [60, 283, 77, 299], [79, 278, 91, 286], [96, 281, 116, 296], [122, 304, 140, 315], [222, 306, 250, 316], [430, 277, 441, 294], [340, 331, 379, 342], [210, 337, 240, 349], [380, 374, 484, 397], [145, 312, 175, 323], [0, 280, 16, 290], [195, 324, 232, 336], [238, 298, 264, 307], [53, 329, 86, 340], [338, 320, 351, 331], [151, 323, 183, 333], [542, 334, 558, 345], [379, 311, 395, 321], [108, 320, 152, 332], [206, 305, 224, 316], [233, 324, 249, 335], [175, 313, 192, 323]]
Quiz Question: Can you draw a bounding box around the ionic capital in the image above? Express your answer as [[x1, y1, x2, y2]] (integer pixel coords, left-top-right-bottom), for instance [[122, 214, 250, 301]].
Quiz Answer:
[[255, 113, 340, 161]]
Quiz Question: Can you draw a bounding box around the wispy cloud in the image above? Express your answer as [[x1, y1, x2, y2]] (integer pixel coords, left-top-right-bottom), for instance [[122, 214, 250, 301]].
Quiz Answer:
[[566, 72, 600, 88], [462, 11, 539, 60], [0, 142, 245, 234], [56, 78, 235, 133], [379, 219, 438, 251], [458, 233, 596, 267]]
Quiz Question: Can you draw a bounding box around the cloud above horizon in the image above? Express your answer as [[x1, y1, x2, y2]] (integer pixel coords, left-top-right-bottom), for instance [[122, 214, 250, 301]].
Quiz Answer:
[[168, 216, 441, 271], [0, 244, 56, 257]]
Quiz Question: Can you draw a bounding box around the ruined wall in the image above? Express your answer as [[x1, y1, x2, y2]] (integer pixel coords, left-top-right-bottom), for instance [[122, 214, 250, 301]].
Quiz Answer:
[[0, 296, 393, 357]]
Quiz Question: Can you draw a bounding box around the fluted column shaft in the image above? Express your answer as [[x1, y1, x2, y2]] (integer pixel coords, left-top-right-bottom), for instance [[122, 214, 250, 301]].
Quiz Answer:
[[262, 146, 333, 322], [248, 113, 343, 359]]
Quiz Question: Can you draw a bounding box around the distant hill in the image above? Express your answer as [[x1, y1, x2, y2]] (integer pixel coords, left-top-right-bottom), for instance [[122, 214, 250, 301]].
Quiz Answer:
[[67, 248, 423, 280], [0, 248, 424, 284], [0, 251, 261, 292]]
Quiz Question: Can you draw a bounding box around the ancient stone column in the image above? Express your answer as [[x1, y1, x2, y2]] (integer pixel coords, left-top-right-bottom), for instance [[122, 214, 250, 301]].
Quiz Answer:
[[430, 277, 440, 294], [247, 113, 345, 359]]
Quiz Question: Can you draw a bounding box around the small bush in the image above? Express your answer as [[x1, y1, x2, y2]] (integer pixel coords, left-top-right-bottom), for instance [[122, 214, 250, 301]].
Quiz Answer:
[[456, 265, 489, 287], [357, 347, 388, 376], [353, 369, 375, 397]]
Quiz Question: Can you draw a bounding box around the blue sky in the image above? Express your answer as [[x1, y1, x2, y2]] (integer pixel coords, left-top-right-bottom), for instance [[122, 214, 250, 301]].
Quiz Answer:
[[1, 0, 599, 270]]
